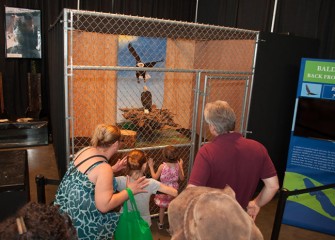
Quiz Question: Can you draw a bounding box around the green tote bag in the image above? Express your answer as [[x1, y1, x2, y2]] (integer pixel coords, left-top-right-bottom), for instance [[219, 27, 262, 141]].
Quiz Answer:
[[114, 188, 153, 240]]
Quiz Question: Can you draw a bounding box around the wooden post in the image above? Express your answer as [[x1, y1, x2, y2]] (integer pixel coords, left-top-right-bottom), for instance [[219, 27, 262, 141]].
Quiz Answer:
[[120, 130, 137, 149]]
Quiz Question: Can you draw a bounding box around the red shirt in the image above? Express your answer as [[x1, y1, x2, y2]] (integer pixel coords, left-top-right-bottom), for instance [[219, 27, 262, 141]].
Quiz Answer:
[[188, 132, 277, 209]]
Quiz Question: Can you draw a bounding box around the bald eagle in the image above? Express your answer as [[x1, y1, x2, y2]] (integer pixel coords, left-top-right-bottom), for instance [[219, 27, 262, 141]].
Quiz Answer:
[[141, 86, 152, 112], [128, 43, 164, 83]]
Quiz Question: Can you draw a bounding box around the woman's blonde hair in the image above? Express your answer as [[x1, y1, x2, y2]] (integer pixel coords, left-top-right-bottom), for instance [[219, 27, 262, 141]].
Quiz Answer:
[[204, 100, 236, 134], [127, 149, 147, 171], [90, 124, 121, 148], [163, 145, 178, 163]]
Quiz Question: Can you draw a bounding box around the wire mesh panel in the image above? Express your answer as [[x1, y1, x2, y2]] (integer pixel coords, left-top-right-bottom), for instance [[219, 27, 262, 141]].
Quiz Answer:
[[60, 9, 259, 215], [198, 75, 251, 147]]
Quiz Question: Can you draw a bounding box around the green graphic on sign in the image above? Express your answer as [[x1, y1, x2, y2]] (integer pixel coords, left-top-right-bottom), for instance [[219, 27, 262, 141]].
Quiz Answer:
[[284, 172, 335, 220]]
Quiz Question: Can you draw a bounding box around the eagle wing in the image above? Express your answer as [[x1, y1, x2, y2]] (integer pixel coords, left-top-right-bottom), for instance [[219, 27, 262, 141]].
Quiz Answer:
[[128, 43, 142, 63], [144, 59, 164, 68]]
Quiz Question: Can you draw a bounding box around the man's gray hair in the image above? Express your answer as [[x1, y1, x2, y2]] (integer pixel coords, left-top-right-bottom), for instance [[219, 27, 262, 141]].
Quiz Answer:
[[204, 100, 236, 134]]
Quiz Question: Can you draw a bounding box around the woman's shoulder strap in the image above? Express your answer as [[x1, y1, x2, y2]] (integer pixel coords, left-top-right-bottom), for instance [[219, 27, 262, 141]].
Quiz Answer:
[[74, 154, 108, 169], [73, 147, 91, 162], [84, 160, 108, 175], [68, 154, 108, 175]]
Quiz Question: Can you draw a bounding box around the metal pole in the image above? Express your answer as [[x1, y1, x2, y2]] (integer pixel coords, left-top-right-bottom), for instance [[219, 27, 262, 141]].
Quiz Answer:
[[244, 32, 261, 137], [35, 175, 46, 204], [271, 189, 288, 240], [194, 0, 199, 23], [63, 9, 72, 168], [271, 0, 279, 32], [198, 74, 208, 151], [188, 71, 202, 181]]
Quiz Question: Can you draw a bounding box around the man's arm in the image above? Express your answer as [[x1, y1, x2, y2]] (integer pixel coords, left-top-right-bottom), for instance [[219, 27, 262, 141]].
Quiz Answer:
[[247, 175, 279, 220]]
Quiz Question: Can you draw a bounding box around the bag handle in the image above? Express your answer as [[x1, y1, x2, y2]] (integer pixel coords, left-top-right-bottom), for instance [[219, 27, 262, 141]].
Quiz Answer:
[[123, 188, 141, 219]]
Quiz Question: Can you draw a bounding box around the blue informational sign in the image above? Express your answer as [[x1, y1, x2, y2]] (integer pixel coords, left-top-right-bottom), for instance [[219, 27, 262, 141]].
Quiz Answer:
[[282, 58, 335, 236]]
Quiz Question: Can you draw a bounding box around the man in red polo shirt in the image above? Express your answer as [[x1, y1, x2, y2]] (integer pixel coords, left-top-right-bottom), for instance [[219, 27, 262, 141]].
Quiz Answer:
[[188, 100, 279, 220]]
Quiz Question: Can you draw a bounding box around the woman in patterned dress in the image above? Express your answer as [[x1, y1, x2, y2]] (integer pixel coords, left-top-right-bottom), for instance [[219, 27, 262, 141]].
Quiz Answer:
[[148, 145, 185, 230], [54, 124, 148, 240]]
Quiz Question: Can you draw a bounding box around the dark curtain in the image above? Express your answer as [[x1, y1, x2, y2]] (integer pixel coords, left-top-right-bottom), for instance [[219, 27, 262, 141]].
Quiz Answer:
[[48, 12, 66, 176], [275, 0, 335, 58], [103, 0, 196, 22], [197, 0, 274, 30], [0, 0, 196, 120], [0, 0, 42, 119], [197, 0, 335, 59]]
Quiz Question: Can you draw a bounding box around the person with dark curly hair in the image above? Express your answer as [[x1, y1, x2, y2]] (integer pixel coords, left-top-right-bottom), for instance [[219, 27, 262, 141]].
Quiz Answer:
[[0, 202, 77, 240]]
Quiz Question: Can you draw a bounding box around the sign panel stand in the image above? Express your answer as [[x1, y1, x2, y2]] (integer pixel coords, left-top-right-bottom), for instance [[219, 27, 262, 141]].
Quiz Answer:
[[282, 58, 335, 236]]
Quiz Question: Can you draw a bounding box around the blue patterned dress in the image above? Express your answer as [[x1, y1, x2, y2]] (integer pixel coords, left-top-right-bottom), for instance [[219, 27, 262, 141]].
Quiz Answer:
[[54, 160, 119, 240]]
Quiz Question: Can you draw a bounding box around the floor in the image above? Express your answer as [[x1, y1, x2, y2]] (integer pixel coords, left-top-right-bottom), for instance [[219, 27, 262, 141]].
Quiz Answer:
[[15, 144, 335, 240]]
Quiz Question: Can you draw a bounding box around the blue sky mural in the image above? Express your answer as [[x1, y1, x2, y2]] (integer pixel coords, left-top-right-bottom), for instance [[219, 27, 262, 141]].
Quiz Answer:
[[117, 36, 167, 122]]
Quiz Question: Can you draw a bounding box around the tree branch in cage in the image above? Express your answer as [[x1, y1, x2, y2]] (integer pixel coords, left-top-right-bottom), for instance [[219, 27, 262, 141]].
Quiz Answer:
[[119, 107, 179, 132]]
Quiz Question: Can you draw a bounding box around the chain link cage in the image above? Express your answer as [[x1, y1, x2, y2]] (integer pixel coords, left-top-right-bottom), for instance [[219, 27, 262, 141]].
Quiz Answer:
[[54, 9, 259, 215]]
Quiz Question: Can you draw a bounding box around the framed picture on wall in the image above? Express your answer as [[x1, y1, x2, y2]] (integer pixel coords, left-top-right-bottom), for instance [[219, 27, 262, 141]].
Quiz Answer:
[[5, 6, 42, 59]]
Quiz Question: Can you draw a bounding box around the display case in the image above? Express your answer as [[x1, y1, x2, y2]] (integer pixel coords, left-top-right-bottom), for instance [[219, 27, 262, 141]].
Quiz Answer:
[[0, 120, 48, 149]]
